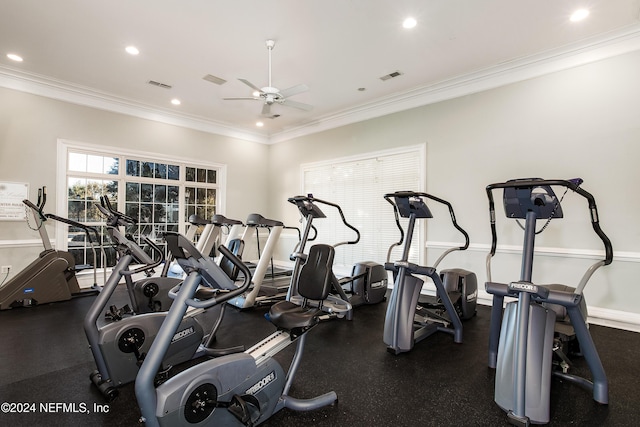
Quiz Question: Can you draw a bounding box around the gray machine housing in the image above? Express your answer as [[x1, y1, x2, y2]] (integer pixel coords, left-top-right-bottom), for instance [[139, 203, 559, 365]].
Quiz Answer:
[[494, 301, 556, 421], [0, 250, 80, 309], [98, 312, 204, 387], [135, 233, 338, 427], [1, 189, 99, 309], [440, 268, 477, 321], [132, 276, 181, 313], [348, 261, 388, 306], [382, 191, 475, 355], [485, 178, 611, 425]]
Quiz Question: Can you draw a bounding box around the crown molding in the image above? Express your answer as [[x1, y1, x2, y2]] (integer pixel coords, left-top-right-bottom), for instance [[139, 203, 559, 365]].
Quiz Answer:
[[0, 67, 269, 144], [2, 24, 640, 146], [269, 24, 640, 144]]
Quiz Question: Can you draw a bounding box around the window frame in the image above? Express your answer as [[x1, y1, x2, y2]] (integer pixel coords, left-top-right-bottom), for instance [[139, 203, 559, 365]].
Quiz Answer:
[[56, 139, 227, 271]]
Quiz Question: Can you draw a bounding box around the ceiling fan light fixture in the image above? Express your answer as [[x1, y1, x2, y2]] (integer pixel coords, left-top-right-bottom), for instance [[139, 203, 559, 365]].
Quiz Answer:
[[222, 40, 313, 114]]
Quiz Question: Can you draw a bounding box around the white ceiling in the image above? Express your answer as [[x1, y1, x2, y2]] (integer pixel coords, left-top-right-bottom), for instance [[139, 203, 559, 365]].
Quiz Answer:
[[1, 1, 640, 144]]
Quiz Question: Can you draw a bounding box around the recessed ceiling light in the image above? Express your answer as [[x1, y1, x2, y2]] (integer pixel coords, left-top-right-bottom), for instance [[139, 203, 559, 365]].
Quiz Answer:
[[171, 99, 181, 105], [570, 9, 590, 22], [7, 53, 23, 62], [125, 46, 139, 55], [402, 17, 417, 29], [256, 121, 264, 127]]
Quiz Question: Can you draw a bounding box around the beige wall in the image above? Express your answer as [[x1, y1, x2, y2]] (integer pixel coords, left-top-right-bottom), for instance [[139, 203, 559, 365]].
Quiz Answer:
[[268, 50, 640, 320], [1, 49, 639, 324], [0, 88, 269, 277]]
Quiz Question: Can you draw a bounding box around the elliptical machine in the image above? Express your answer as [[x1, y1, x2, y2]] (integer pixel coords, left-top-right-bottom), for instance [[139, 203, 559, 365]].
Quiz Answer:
[[85, 198, 241, 401], [286, 195, 388, 320], [135, 232, 338, 426], [0, 186, 100, 310], [485, 178, 612, 425], [383, 191, 477, 355]]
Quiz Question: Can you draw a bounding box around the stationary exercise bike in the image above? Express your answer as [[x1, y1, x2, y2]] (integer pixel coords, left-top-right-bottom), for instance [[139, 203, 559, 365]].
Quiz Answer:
[[485, 178, 612, 425], [286, 195, 387, 320], [135, 232, 337, 426], [85, 198, 242, 401], [0, 186, 100, 310], [99, 196, 182, 314], [383, 191, 477, 355]]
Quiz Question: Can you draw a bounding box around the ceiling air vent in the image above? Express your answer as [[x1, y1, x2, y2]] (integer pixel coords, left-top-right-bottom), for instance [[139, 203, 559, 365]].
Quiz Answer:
[[380, 71, 403, 81], [147, 80, 172, 89], [203, 74, 227, 85]]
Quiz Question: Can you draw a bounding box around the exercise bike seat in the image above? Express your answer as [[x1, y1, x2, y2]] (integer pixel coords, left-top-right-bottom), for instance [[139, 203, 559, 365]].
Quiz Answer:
[[268, 244, 335, 331]]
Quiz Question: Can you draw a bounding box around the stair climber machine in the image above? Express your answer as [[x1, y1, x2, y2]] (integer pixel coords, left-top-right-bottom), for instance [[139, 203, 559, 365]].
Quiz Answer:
[[383, 191, 477, 355], [135, 232, 337, 427], [485, 178, 612, 426], [85, 197, 243, 401], [226, 213, 300, 309], [286, 195, 388, 321], [0, 186, 101, 310]]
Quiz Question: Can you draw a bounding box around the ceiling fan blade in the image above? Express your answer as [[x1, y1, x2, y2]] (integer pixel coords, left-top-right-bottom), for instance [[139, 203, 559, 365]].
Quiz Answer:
[[261, 103, 272, 116], [281, 99, 313, 111], [223, 97, 260, 101], [278, 84, 308, 98], [238, 78, 263, 92]]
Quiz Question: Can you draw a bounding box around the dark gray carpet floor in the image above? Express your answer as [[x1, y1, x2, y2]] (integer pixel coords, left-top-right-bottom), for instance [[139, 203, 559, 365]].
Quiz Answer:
[[1, 286, 638, 426]]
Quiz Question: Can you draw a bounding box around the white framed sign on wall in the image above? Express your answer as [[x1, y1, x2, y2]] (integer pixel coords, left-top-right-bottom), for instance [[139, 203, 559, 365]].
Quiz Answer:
[[0, 182, 29, 221]]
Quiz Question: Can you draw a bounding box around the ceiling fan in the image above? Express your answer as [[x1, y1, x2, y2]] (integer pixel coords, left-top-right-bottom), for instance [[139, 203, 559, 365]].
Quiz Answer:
[[223, 39, 313, 117]]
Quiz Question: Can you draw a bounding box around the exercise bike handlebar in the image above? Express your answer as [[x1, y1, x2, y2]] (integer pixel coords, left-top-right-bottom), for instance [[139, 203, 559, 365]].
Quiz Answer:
[[123, 236, 164, 275], [167, 244, 252, 309], [485, 179, 613, 266], [100, 196, 138, 227], [95, 196, 164, 270]]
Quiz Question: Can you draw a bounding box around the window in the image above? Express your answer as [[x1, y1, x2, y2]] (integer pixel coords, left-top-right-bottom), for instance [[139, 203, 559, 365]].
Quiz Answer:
[[59, 140, 225, 271], [301, 145, 425, 268], [185, 166, 217, 221]]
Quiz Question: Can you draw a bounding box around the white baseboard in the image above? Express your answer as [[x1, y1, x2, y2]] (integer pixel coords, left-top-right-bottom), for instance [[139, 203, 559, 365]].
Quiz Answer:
[[476, 291, 640, 332]]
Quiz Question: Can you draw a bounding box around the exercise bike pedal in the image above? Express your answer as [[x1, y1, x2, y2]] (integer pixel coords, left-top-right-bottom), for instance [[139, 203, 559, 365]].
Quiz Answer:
[[104, 304, 133, 322], [90, 370, 119, 402], [228, 394, 261, 426], [153, 365, 173, 387]]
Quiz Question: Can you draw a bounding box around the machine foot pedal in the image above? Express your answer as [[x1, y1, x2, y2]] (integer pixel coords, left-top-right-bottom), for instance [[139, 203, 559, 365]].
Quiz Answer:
[[507, 410, 530, 426], [228, 394, 260, 426]]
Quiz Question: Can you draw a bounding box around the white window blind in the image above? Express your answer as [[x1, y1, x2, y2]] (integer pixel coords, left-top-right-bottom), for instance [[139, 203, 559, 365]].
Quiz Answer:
[[301, 145, 425, 268]]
